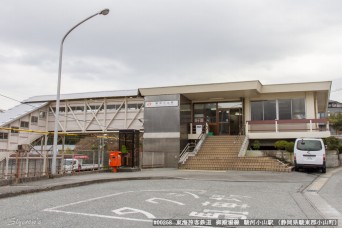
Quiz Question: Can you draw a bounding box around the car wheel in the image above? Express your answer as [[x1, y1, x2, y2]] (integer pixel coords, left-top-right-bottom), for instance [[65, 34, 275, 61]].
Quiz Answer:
[[322, 166, 326, 173]]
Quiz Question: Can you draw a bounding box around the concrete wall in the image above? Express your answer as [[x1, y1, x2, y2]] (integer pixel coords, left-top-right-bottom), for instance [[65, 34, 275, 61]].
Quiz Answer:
[[180, 95, 191, 154], [326, 150, 341, 168], [143, 94, 188, 168]]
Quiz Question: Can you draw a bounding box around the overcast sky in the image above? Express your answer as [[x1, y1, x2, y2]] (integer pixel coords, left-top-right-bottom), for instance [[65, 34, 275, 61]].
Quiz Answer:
[[1, 0, 342, 110]]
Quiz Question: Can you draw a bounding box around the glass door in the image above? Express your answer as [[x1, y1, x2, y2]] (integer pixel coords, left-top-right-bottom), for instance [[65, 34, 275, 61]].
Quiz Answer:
[[218, 108, 229, 135], [229, 108, 242, 135], [193, 101, 243, 135], [218, 102, 242, 135]]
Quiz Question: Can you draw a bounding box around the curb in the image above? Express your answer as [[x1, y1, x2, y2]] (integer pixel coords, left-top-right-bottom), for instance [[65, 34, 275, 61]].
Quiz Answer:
[[0, 176, 183, 200]]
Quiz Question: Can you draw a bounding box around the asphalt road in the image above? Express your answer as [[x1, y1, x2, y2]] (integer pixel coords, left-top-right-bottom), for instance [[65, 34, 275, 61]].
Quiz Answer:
[[319, 169, 342, 216], [0, 174, 326, 228]]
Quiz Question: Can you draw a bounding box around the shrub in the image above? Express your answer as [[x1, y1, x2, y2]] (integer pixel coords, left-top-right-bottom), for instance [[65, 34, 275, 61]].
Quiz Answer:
[[274, 140, 288, 150], [285, 142, 294, 152], [252, 140, 261, 150], [325, 136, 341, 151]]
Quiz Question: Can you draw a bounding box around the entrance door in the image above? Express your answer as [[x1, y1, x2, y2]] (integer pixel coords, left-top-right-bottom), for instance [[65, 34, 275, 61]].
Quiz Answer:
[[229, 108, 242, 135], [218, 108, 229, 135], [218, 107, 242, 135], [193, 102, 242, 135], [216, 102, 242, 135]]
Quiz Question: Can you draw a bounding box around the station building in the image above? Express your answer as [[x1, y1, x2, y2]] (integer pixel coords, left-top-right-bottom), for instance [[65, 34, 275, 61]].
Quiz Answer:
[[0, 80, 331, 171]]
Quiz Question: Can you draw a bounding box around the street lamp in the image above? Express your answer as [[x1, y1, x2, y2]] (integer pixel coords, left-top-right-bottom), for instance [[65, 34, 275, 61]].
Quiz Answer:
[[51, 9, 110, 175]]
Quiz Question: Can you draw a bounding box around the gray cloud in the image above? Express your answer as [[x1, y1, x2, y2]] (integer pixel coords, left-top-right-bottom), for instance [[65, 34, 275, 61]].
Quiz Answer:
[[1, 0, 342, 109]]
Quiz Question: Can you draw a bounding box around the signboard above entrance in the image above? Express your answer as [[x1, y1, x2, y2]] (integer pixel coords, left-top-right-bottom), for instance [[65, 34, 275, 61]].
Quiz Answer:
[[145, 100, 179, 108]]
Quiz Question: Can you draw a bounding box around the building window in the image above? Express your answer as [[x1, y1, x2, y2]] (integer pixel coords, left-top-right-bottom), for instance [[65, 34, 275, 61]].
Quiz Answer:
[[11, 127, 19, 134], [127, 103, 143, 110], [0, 132, 8, 140], [264, 100, 277, 120], [251, 101, 263, 121], [278, 99, 292, 120], [107, 104, 125, 111], [70, 106, 84, 112], [31, 116, 38, 124], [194, 103, 217, 123], [251, 100, 276, 120], [39, 111, 46, 119], [251, 98, 305, 121], [292, 98, 305, 119], [20, 121, 29, 128], [50, 107, 66, 114], [87, 105, 101, 112]]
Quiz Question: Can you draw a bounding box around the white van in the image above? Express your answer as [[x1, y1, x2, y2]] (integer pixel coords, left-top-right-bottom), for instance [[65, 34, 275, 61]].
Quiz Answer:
[[294, 138, 326, 173]]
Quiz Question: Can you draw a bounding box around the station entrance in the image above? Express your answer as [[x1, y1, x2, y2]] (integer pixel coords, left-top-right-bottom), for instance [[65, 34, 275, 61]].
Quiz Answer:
[[193, 102, 243, 135]]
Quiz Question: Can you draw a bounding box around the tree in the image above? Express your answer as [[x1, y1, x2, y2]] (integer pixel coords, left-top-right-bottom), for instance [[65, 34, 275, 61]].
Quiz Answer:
[[328, 113, 342, 135]]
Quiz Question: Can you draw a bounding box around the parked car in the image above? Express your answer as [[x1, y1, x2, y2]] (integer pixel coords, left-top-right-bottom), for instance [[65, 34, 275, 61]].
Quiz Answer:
[[294, 138, 326, 173]]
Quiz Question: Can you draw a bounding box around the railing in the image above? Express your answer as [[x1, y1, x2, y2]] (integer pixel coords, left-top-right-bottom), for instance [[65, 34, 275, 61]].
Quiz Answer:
[[238, 135, 249, 157], [0, 150, 109, 183], [179, 133, 207, 164], [246, 118, 329, 134], [189, 122, 209, 134]]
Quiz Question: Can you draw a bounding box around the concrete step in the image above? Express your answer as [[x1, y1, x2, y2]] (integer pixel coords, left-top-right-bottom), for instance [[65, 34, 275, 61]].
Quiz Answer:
[[180, 135, 292, 172]]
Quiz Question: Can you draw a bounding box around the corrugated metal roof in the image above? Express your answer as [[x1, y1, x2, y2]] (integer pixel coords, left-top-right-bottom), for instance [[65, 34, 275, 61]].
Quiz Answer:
[[0, 102, 48, 127], [23, 89, 139, 103]]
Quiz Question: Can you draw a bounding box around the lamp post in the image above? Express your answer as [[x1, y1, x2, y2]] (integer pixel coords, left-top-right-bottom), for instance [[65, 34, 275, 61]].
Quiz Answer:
[[51, 9, 110, 175]]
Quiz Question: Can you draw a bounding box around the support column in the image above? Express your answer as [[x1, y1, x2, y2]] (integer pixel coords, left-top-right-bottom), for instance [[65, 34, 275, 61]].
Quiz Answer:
[[59, 135, 65, 174], [5, 155, 9, 180], [25, 152, 29, 177], [43, 135, 48, 176]]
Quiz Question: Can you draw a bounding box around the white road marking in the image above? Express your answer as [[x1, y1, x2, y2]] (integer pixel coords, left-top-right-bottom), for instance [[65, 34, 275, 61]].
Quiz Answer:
[[43, 191, 134, 211], [184, 191, 200, 199], [189, 209, 248, 219], [112, 207, 156, 219], [43, 189, 205, 211], [44, 209, 151, 223], [146, 198, 185, 205], [43, 189, 207, 223]]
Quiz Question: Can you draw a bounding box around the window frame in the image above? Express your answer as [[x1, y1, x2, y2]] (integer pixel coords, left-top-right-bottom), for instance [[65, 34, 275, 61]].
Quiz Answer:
[[251, 98, 306, 121], [20, 121, 29, 128], [0, 132, 8, 140]]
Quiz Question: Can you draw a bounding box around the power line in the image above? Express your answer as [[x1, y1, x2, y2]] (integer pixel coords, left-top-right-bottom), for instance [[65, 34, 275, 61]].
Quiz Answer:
[[0, 93, 25, 104]]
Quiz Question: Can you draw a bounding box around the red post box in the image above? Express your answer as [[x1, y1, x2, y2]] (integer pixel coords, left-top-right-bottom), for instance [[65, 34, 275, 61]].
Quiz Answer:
[[109, 151, 122, 173]]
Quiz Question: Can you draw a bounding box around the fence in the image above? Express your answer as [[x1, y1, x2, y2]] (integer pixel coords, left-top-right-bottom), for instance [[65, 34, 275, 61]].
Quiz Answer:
[[0, 150, 110, 182]]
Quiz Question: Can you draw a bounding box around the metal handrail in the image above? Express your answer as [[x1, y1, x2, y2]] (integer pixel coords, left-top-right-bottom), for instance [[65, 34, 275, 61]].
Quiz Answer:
[[179, 143, 191, 160], [179, 133, 207, 164]]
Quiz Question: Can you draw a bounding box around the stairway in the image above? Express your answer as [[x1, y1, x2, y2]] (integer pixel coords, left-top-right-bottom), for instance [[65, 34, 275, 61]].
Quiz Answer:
[[180, 135, 293, 172]]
